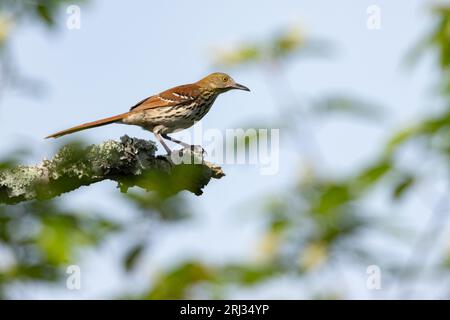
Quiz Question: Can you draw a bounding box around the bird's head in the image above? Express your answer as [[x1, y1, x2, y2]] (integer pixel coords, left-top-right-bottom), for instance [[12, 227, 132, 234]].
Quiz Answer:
[[197, 72, 250, 93]]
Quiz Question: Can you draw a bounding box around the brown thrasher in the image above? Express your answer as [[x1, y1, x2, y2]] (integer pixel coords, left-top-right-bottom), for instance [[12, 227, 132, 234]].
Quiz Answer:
[[46, 72, 250, 153]]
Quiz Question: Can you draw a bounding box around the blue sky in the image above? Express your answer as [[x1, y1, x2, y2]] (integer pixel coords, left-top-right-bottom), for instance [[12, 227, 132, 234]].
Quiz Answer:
[[1, 0, 446, 298]]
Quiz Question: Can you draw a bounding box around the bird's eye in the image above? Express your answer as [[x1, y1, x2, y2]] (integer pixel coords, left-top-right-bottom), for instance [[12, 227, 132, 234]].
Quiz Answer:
[[222, 76, 229, 82]]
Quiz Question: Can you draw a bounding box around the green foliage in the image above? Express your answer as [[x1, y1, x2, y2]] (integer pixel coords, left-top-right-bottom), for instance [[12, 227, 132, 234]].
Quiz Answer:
[[0, 138, 196, 296], [142, 261, 279, 299], [392, 173, 415, 200], [124, 190, 190, 221], [310, 95, 384, 120], [430, 6, 450, 72], [0, 0, 87, 94], [354, 159, 392, 190], [214, 26, 333, 67], [0, 197, 118, 297], [145, 262, 213, 299], [406, 5, 450, 96], [123, 243, 145, 272], [140, 5, 450, 299], [2, 2, 450, 300], [0, 0, 86, 27]]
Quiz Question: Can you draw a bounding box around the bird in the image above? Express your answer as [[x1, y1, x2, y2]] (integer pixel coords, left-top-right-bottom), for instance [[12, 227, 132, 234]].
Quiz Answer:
[[46, 72, 250, 154]]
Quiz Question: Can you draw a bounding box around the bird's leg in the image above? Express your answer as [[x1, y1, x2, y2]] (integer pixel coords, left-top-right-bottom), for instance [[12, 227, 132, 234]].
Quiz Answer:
[[161, 134, 190, 148], [154, 133, 172, 154], [161, 134, 206, 155]]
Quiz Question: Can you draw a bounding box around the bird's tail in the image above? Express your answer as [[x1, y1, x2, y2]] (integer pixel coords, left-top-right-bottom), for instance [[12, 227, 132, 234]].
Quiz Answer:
[[45, 112, 129, 139]]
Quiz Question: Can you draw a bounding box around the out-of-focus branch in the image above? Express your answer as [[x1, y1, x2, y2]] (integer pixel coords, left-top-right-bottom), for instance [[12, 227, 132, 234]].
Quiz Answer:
[[0, 135, 224, 205]]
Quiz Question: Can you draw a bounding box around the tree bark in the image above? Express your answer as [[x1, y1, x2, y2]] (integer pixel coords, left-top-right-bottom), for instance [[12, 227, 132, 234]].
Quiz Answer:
[[0, 136, 224, 205]]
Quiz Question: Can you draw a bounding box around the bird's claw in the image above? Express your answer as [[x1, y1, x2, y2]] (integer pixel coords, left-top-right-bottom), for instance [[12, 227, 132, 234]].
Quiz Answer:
[[177, 145, 206, 163], [190, 145, 207, 156], [168, 145, 206, 164]]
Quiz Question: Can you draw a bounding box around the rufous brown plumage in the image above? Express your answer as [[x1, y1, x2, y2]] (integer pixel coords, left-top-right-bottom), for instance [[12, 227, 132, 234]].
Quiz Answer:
[[46, 72, 250, 153]]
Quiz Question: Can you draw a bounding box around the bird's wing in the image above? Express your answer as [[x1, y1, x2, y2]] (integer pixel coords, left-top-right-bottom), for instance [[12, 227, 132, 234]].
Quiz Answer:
[[130, 84, 200, 112]]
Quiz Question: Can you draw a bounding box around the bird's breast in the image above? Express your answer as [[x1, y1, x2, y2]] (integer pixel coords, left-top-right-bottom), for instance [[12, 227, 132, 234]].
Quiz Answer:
[[123, 96, 217, 134]]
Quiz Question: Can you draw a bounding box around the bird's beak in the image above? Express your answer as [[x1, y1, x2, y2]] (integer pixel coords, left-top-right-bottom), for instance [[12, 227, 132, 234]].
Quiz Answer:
[[232, 83, 250, 91]]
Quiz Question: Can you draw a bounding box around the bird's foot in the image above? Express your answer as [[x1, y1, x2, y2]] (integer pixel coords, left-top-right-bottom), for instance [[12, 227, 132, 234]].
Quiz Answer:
[[168, 146, 206, 164], [189, 145, 207, 156]]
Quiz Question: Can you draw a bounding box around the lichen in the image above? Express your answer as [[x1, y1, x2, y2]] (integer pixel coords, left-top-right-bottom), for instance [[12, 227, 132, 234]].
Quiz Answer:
[[0, 136, 223, 205]]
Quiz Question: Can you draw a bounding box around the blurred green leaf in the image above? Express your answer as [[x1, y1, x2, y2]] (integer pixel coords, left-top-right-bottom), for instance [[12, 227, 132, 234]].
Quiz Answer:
[[386, 111, 450, 155], [271, 27, 304, 59], [392, 174, 415, 200], [216, 44, 261, 67], [220, 264, 278, 285], [214, 26, 332, 68], [354, 160, 391, 190], [123, 244, 145, 272], [311, 95, 383, 120], [146, 262, 212, 299], [312, 184, 352, 215], [36, 3, 53, 26], [124, 191, 190, 221]]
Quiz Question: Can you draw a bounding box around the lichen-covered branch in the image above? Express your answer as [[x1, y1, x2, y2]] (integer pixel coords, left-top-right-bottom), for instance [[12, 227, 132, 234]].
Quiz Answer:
[[0, 136, 224, 205]]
